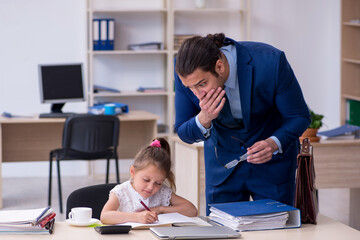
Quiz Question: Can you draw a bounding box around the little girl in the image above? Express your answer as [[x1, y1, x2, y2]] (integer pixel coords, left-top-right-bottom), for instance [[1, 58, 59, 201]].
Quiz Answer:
[[100, 138, 198, 224]]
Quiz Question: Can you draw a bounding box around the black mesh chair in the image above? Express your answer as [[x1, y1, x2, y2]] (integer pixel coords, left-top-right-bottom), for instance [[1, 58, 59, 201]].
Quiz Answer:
[[66, 183, 117, 220], [48, 115, 120, 213]]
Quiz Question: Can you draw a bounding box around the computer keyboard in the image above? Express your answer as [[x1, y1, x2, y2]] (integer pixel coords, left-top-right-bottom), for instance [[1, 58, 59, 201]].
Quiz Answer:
[[39, 112, 78, 118]]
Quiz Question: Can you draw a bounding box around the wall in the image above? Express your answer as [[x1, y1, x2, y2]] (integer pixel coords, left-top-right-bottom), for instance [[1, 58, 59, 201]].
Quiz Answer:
[[0, 0, 340, 177], [251, 0, 341, 129], [0, 0, 89, 177], [0, 0, 87, 115], [250, 0, 344, 225]]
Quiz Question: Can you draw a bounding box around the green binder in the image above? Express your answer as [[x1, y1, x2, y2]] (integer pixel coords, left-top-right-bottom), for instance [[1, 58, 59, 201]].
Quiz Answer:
[[347, 99, 360, 126]]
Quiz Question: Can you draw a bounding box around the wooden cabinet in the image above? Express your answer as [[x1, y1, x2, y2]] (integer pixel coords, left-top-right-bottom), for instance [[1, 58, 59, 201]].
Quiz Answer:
[[86, 0, 250, 139], [340, 0, 360, 124]]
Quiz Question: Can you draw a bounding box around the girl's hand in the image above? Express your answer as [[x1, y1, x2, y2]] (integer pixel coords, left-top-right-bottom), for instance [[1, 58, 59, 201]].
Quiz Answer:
[[150, 206, 163, 215], [136, 211, 158, 223]]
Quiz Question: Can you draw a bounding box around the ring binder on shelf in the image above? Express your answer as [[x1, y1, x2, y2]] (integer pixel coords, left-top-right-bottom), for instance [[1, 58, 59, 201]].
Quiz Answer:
[[93, 19, 100, 50]]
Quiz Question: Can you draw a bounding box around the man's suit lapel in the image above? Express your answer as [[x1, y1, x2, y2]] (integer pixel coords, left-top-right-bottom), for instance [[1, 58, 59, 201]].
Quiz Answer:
[[238, 64, 252, 130]]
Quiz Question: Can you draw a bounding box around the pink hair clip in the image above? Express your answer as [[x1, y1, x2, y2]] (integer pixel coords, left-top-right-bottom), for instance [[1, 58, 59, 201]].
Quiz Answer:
[[150, 139, 161, 148]]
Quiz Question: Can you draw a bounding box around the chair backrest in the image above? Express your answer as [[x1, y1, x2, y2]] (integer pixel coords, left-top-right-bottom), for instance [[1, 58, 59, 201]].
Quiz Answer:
[[62, 115, 120, 153], [66, 183, 118, 220]]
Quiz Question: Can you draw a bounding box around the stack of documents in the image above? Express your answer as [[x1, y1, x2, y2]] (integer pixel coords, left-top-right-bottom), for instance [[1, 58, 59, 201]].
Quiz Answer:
[[317, 124, 360, 140], [137, 87, 166, 93], [209, 199, 301, 231], [0, 207, 55, 234], [93, 84, 121, 93], [127, 42, 163, 51]]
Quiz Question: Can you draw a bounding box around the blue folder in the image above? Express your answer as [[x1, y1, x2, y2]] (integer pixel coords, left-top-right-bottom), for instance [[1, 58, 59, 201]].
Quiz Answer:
[[100, 19, 107, 50], [93, 19, 101, 50], [318, 124, 360, 137], [106, 18, 115, 50], [88, 102, 129, 115]]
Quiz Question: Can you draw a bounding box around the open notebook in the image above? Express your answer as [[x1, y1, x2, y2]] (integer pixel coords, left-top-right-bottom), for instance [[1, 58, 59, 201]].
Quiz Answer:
[[117, 213, 210, 230]]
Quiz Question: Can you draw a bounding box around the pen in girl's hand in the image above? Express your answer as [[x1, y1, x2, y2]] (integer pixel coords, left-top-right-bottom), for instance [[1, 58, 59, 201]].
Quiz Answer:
[[139, 199, 151, 211], [139, 199, 158, 222]]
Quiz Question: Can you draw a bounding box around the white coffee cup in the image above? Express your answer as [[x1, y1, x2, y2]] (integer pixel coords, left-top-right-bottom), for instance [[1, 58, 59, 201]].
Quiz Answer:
[[68, 207, 92, 223]]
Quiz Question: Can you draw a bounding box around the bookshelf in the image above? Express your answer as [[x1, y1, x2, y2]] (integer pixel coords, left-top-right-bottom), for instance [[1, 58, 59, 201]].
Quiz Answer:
[[86, 0, 250, 139], [341, 0, 360, 125]]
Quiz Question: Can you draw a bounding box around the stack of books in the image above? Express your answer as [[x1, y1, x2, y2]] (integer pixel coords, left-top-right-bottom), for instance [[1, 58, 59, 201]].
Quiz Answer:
[[209, 199, 301, 231], [0, 207, 55, 234], [174, 34, 197, 50]]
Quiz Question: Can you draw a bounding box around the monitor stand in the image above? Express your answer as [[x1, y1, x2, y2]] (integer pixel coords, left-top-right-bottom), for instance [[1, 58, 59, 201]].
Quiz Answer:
[[51, 103, 65, 113], [39, 103, 75, 118]]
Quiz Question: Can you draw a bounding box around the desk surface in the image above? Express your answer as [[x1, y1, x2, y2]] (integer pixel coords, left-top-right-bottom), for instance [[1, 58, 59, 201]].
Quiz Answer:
[[0, 110, 159, 163], [1, 215, 359, 240], [0, 110, 159, 123]]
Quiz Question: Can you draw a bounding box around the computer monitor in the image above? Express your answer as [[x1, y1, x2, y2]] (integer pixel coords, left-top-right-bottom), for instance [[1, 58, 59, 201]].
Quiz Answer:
[[38, 63, 85, 113]]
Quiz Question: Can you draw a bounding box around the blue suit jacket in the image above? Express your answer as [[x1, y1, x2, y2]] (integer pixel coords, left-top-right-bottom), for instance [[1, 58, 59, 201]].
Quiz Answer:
[[174, 38, 311, 190]]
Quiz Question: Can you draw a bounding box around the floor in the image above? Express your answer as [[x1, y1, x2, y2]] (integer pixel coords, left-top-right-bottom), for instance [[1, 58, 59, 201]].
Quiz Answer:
[[1, 175, 352, 228]]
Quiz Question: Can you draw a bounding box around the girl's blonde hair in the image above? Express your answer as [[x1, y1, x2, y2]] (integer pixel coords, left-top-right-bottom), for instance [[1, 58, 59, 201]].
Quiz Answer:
[[132, 138, 176, 191]]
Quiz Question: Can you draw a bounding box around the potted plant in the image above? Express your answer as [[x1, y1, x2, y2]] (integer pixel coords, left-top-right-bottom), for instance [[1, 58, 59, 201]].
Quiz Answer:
[[300, 109, 324, 142]]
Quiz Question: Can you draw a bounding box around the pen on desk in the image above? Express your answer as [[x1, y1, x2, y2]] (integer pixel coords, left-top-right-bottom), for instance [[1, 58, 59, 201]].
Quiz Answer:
[[34, 206, 51, 225], [139, 199, 151, 211]]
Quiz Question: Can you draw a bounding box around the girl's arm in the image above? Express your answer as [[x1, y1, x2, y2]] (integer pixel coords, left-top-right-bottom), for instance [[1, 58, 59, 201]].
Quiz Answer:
[[151, 192, 198, 217], [100, 193, 158, 224]]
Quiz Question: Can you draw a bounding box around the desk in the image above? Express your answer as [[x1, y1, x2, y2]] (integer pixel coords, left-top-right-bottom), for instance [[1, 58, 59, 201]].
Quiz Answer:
[[173, 138, 206, 216], [1, 215, 359, 239], [0, 111, 159, 208], [173, 137, 360, 228], [312, 140, 360, 229]]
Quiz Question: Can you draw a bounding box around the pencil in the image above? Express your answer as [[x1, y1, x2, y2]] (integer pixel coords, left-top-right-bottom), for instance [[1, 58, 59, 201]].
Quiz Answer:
[[139, 199, 151, 211]]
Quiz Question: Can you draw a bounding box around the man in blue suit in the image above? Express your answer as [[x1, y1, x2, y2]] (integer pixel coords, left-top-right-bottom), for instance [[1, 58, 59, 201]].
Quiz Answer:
[[174, 33, 311, 215]]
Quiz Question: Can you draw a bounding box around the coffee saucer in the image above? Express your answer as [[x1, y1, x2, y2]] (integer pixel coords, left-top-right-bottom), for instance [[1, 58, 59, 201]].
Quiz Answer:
[[66, 218, 99, 226]]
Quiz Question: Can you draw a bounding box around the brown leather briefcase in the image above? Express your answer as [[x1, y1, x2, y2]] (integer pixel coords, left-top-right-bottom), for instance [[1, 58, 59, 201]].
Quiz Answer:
[[294, 138, 318, 224]]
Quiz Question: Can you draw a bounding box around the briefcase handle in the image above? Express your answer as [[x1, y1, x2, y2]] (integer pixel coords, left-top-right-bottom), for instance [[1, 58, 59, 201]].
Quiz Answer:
[[300, 138, 312, 156]]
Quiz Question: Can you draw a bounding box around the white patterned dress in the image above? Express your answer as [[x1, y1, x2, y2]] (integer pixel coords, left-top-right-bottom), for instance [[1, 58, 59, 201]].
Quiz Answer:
[[110, 180, 172, 212]]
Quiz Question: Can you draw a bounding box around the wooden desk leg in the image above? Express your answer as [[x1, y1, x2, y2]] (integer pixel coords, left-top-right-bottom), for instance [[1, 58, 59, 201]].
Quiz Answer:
[[175, 142, 199, 213], [349, 188, 360, 230], [174, 142, 206, 216]]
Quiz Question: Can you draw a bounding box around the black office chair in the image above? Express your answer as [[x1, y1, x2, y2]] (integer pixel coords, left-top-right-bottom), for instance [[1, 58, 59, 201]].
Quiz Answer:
[[66, 183, 117, 220], [48, 115, 120, 213]]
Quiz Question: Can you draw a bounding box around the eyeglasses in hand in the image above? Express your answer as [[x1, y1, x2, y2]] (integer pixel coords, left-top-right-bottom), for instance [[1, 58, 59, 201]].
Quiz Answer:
[[214, 136, 250, 169]]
